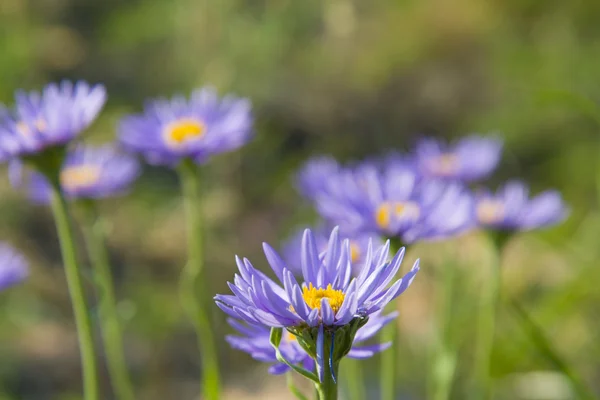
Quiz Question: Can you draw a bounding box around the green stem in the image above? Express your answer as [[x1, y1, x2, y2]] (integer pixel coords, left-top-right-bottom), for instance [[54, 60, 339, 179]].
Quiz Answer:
[[429, 262, 457, 400], [472, 240, 502, 400], [49, 184, 99, 400], [177, 159, 221, 400], [380, 323, 397, 400], [511, 300, 596, 400], [315, 357, 339, 400], [343, 358, 366, 400], [80, 203, 135, 400]]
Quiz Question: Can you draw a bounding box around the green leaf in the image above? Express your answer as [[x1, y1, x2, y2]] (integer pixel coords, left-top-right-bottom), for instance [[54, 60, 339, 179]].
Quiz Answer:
[[269, 327, 320, 383]]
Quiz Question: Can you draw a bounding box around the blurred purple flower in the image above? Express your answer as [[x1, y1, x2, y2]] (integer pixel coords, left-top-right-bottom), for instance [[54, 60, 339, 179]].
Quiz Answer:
[[215, 227, 419, 382], [226, 310, 397, 375], [315, 159, 474, 243], [414, 135, 502, 181], [0, 81, 106, 162], [282, 224, 382, 276], [119, 87, 253, 166], [19, 144, 140, 204], [0, 243, 28, 291], [475, 181, 568, 231], [296, 156, 340, 200]]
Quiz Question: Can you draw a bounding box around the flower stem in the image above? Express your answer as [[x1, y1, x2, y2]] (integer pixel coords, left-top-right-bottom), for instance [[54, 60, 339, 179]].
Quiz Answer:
[[380, 323, 397, 400], [177, 159, 221, 400], [80, 202, 135, 400], [49, 184, 99, 400], [472, 238, 502, 400], [429, 260, 457, 400], [315, 358, 339, 400], [343, 358, 366, 400]]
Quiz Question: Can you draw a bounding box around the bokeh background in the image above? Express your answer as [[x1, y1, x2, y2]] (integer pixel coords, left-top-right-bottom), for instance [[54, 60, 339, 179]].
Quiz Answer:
[[1, 0, 599, 399]]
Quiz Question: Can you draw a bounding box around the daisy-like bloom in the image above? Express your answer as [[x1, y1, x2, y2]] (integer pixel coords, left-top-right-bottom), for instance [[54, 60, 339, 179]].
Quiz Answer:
[[0, 81, 106, 162], [315, 160, 474, 243], [282, 224, 382, 275], [296, 156, 341, 200], [20, 145, 140, 204], [0, 243, 28, 291], [475, 181, 568, 231], [226, 310, 397, 375], [215, 227, 419, 382], [118, 87, 253, 166], [414, 135, 502, 181]]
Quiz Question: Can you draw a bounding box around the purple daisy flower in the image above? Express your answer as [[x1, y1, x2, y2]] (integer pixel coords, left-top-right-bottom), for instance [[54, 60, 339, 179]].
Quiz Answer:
[[0, 243, 28, 291], [414, 135, 502, 181], [0, 81, 106, 162], [296, 156, 341, 200], [475, 180, 568, 231], [226, 310, 397, 375], [282, 224, 383, 276], [19, 145, 140, 204], [215, 227, 419, 382], [315, 160, 474, 243], [118, 87, 253, 166]]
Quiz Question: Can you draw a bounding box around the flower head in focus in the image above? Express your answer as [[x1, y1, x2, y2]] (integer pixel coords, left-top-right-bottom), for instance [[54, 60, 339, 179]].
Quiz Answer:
[[315, 159, 474, 243], [215, 227, 419, 381], [0, 81, 106, 162], [119, 87, 253, 166], [282, 224, 382, 276], [475, 180, 568, 231], [414, 135, 502, 181], [18, 144, 140, 204], [226, 310, 397, 375], [0, 243, 28, 291]]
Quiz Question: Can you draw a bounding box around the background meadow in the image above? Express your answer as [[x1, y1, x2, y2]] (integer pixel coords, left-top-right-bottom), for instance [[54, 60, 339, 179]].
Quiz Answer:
[[0, 0, 599, 399]]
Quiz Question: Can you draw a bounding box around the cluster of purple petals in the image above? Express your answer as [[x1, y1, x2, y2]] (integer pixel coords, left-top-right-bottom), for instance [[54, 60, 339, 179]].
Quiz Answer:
[[0, 81, 106, 162], [22, 145, 141, 203], [118, 87, 253, 166], [226, 309, 397, 375]]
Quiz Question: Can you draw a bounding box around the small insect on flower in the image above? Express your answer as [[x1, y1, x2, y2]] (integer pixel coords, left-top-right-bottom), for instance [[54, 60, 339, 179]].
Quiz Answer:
[[414, 135, 503, 181], [0, 243, 28, 292], [215, 227, 419, 382], [18, 145, 140, 204], [118, 87, 253, 166], [226, 310, 397, 375], [0, 81, 106, 162], [475, 180, 568, 231], [314, 158, 474, 243]]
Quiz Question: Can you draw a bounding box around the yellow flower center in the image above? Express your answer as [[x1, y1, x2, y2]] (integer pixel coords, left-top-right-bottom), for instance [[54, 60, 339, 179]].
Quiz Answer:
[[164, 118, 205, 147], [286, 331, 297, 342], [60, 165, 102, 191], [349, 242, 361, 263], [476, 200, 504, 225], [375, 201, 421, 229], [302, 283, 345, 314], [428, 153, 459, 175], [16, 119, 46, 137]]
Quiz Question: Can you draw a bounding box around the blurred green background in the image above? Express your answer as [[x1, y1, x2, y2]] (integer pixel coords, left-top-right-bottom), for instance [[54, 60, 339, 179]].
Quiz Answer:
[[1, 0, 599, 399]]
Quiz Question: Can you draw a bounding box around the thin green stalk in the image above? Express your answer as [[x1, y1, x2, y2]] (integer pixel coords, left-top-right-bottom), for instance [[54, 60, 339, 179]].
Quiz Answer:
[[80, 203, 135, 400], [315, 348, 339, 400], [343, 358, 366, 400], [429, 262, 457, 400], [380, 323, 397, 400], [511, 300, 596, 400], [472, 241, 502, 400], [49, 184, 99, 400], [177, 160, 220, 400]]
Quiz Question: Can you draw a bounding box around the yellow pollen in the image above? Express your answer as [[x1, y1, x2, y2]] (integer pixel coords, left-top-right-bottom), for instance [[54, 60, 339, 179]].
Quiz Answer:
[[302, 283, 345, 313], [286, 331, 297, 342], [60, 165, 101, 190], [375, 201, 420, 229], [349, 242, 361, 263], [16, 121, 31, 136], [34, 119, 47, 132], [476, 200, 504, 224], [164, 118, 205, 146], [429, 153, 459, 175]]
